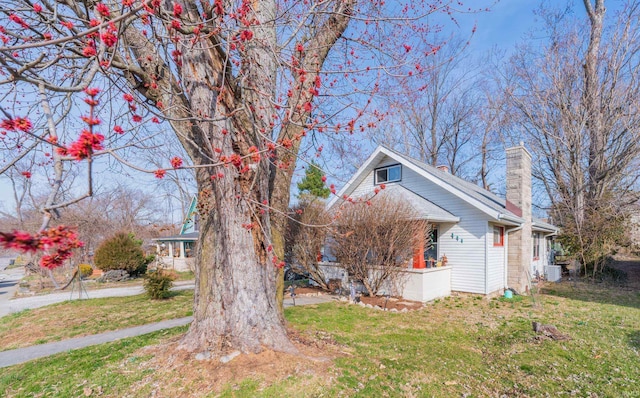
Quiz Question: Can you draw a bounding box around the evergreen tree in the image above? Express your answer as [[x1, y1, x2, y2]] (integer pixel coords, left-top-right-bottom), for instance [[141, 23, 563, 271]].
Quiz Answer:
[[297, 162, 330, 199]]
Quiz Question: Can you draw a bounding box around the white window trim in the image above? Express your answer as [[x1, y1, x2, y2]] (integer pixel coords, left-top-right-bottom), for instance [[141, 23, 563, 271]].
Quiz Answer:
[[374, 164, 402, 185]]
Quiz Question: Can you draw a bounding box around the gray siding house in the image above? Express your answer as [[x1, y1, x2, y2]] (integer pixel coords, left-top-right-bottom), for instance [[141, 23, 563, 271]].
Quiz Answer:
[[326, 145, 558, 298]]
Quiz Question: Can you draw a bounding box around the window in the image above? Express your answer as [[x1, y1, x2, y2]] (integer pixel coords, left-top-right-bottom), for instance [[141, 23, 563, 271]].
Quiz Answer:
[[424, 228, 438, 265], [533, 233, 540, 259], [374, 164, 401, 184], [493, 226, 504, 246]]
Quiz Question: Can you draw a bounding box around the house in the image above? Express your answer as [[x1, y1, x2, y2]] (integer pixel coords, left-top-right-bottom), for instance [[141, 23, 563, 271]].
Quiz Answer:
[[152, 197, 198, 272], [323, 144, 559, 301]]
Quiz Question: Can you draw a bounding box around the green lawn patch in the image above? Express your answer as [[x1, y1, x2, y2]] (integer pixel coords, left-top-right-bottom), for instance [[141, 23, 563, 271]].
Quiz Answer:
[[0, 291, 193, 351], [0, 281, 638, 397]]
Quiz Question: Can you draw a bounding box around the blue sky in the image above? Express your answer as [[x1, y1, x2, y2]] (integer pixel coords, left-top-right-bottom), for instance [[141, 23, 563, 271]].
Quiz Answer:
[[0, 1, 607, 217]]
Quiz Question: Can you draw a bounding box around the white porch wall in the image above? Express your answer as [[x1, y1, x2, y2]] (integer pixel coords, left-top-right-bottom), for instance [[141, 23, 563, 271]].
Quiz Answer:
[[318, 263, 451, 302], [158, 256, 194, 272]]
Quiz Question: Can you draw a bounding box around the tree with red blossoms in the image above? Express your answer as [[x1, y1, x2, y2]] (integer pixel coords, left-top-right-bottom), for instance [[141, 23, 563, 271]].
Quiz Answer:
[[0, 0, 485, 356]]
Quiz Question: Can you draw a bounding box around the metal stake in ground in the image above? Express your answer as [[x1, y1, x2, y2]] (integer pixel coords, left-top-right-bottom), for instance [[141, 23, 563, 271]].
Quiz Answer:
[[289, 284, 296, 306]]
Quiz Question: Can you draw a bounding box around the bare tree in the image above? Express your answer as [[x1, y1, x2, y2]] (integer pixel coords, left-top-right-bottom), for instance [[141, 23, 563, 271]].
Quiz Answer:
[[330, 196, 430, 297], [286, 199, 331, 291], [0, 0, 484, 357], [501, 1, 640, 272]]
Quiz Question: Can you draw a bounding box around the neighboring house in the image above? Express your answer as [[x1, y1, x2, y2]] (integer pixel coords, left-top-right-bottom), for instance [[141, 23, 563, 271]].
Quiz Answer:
[[152, 197, 199, 272], [324, 144, 559, 301]]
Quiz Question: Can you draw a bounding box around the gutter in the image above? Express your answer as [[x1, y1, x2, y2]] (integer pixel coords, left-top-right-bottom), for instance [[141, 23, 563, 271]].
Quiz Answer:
[[498, 213, 525, 225]]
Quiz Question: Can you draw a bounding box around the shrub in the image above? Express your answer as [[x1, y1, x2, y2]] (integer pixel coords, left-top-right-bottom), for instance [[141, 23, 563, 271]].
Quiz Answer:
[[94, 232, 148, 276], [143, 269, 175, 299], [78, 263, 93, 279]]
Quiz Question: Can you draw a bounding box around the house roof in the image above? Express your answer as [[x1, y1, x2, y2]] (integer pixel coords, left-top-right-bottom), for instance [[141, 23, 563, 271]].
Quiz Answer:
[[375, 184, 460, 223], [328, 145, 556, 229], [152, 231, 199, 242], [532, 218, 559, 234]]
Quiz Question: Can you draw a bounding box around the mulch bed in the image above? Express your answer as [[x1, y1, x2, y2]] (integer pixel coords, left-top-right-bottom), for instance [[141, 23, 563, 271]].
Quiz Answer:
[[287, 285, 423, 311]]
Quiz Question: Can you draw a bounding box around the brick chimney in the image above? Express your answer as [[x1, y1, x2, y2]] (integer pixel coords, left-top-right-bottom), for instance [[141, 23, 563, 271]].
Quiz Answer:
[[505, 143, 532, 293]]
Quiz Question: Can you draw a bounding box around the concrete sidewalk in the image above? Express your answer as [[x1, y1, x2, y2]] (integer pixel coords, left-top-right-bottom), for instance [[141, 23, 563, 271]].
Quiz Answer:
[[0, 294, 335, 368], [0, 279, 195, 318]]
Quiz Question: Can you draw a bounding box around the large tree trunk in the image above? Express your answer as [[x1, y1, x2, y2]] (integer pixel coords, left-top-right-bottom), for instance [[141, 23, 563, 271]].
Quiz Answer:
[[178, 177, 294, 354]]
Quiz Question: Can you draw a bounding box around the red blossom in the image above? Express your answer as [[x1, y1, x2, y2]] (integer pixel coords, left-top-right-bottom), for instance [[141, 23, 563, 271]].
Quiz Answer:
[[213, 0, 224, 15], [95, 3, 111, 17], [60, 20, 74, 29], [240, 30, 253, 41], [9, 14, 29, 29], [33, 4, 43, 12], [151, 116, 160, 123], [113, 125, 124, 134], [21, 171, 32, 179], [248, 146, 260, 162], [132, 114, 142, 122], [0, 226, 83, 270], [170, 156, 183, 168], [173, 3, 183, 17], [100, 31, 117, 47], [303, 102, 312, 112], [321, 175, 327, 182], [83, 45, 97, 57], [123, 93, 134, 102], [67, 130, 104, 160], [2, 117, 32, 132], [81, 115, 101, 126], [84, 87, 100, 97], [171, 20, 181, 29], [154, 169, 166, 178]]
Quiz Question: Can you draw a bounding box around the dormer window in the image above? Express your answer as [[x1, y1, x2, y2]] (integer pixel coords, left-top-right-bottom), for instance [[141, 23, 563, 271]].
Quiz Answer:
[[375, 164, 401, 184]]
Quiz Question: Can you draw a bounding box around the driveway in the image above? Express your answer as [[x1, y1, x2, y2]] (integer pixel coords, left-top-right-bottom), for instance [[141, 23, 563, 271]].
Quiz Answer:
[[0, 266, 26, 316]]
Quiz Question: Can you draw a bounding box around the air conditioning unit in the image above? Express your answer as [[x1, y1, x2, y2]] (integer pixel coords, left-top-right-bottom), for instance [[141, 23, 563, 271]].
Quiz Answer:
[[545, 265, 562, 282]]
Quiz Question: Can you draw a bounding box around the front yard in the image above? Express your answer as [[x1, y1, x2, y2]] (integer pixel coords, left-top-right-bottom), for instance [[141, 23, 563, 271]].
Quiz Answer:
[[0, 280, 638, 397]]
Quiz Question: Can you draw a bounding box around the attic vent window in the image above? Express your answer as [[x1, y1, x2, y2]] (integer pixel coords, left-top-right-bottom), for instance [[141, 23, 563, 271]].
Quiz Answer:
[[374, 164, 401, 185]]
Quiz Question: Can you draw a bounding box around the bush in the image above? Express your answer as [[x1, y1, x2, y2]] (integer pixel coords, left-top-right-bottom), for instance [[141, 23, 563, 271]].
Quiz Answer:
[[78, 263, 93, 279], [94, 232, 148, 276], [143, 269, 175, 299]]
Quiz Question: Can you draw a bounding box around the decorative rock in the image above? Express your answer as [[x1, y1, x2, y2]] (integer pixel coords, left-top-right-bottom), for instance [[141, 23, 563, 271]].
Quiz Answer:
[[357, 301, 365, 307], [400, 308, 408, 313], [339, 297, 348, 302], [374, 305, 382, 310], [195, 351, 211, 361], [220, 351, 241, 364], [97, 269, 129, 283], [365, 304, 373, 309], [391, 308, 398, 312]]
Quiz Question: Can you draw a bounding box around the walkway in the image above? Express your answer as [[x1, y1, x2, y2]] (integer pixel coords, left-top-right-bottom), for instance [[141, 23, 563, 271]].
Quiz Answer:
[[0, 279, 194, 318], [0, 292, 335, 368]]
